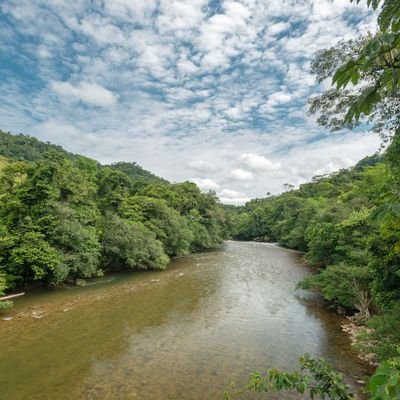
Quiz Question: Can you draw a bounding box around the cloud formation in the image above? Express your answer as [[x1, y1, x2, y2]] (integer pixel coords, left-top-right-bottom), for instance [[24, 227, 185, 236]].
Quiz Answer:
[[0, 0, 380, 204], [230, 169, 255, 181], [240, 153, 282, 172], [50, 81, 117, 107]]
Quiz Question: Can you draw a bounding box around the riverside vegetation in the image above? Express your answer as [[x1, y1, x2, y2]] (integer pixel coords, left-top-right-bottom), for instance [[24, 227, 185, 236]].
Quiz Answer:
[[0, 129, 228, 301], [1, 0, 400, 398], [1, 142, 399, 399], [225, 0, 400, 398]]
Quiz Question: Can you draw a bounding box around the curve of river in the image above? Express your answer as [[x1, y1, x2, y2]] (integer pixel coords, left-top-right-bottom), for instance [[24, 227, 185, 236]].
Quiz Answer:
[[0, 241, 371, 399]]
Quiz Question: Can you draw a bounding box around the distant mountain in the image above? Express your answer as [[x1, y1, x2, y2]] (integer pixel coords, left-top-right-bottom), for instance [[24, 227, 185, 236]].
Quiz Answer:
[[0, 130, 74, 161], [0, 129, 227, 295], [0, 130, 163, 183], [352, 153, 383, 171], [108, 162, 165, 184]]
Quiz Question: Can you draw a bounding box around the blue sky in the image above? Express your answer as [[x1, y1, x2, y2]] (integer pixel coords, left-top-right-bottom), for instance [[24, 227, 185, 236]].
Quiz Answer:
[[0, 0, 380, 204]]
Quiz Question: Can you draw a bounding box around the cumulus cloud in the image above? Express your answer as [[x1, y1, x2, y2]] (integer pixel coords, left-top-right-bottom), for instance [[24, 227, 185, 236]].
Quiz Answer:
[[187, 160, 218, 173], [50, 81, 117, 107], [219, 188, 246, 198], [219, 196, 252, 205], [240, 153, 282, 172], [0, 0, 381, 204], [191, 178, 219, 191], [267, 21, 291, 36], [230, 169, 255, 181], [217, 187, 252, 205]]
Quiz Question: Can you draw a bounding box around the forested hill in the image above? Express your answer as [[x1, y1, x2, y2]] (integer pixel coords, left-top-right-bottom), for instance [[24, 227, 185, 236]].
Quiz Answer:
[[0, 129, 74, 161], [0, 130, 228, 306], [109, 161, 164, 184], [0, 130, 162, 183], [228, 152, 400, 363], [230, 153, 384, 247]]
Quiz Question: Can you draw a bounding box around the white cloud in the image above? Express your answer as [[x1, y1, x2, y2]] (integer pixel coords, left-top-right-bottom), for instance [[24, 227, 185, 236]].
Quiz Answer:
[[240, 153, 282, 172], [79, 14, 126, 46], [0, 0, 381, 205], [224, 1, 251, 20], [219, 196, 252, 205], [187, 160, 218, 173], [50, 81, 117, 107], [219, 188, 246, 198], [261, 90, 293, 113], [191, 177, 219, 191], [267, 22, 291, 36], [103, 0, 157, 24], [230, 169, 255, 181], [177, 59, 199, 75]]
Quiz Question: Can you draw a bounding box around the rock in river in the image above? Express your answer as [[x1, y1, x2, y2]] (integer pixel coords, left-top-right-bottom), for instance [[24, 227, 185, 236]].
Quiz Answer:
[[75, 278, 87, 287]]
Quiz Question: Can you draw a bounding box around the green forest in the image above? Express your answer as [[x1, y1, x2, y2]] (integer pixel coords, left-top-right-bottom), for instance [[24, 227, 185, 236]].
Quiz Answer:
[[226, 0, 400, 367], [225, 152, 400, 395], [0, 129, 228, 305], [1, 0, 400, 398], [225, 0, 400, 398]]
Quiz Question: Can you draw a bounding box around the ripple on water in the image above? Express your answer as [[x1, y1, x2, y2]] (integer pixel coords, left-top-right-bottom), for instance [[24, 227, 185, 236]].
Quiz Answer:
[[0, 241, 372, 399]]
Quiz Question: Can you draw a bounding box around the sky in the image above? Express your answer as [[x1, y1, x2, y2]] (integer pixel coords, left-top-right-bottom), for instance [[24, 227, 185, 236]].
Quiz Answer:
[[0, 0, 381, 204]]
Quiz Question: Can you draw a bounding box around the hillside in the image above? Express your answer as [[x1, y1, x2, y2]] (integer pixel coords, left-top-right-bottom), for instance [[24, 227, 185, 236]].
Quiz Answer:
[[0, 130, 163, 185], [0, 130, 228, 297], [110, 161, 165, 184], [228, 151, 400, 363], [0, 130, 74, 161]]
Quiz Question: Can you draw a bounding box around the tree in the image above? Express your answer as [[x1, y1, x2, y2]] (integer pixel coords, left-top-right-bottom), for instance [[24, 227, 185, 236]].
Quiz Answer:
[[101, 213, 169, 271], [50, 203, 101, 280], [8, 231, 62, 282], [300, 264, 373, 319], [304, 222, 339, 265], [97, 167, 133, 211], [309, 1, 400, 143], [120, 196, 193, 257]]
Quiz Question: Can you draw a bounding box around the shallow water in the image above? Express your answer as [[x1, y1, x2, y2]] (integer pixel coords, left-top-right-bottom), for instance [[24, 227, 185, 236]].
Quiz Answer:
[[0, 241, 370, 399]]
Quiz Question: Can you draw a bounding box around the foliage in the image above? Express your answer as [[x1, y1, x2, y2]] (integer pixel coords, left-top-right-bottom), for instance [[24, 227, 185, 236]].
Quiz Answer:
[[225, 354, 354, 400], [227, 0, 400, 367], [0, 274, 12, 310], [120, 196, 193, 257], [0, 131, 228, 299], [358, 306, 400, 362], [8, 231, 62, 282], [109, 161, 165, 185], [309, 0, 400, 141], [227, 156, 399, 359], [367, 357, 400, 400], [51, 203, 101, 280], [101, 213, 169, 270], [299, 264, 372, 319], [226, 354, 400, 400], [350, 0, 400, 34], [0, 130, 74, 161]]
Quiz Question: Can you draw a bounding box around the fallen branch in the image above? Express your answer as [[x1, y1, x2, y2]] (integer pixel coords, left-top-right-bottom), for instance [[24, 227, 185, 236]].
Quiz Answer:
[[0, 292, 25, 301]]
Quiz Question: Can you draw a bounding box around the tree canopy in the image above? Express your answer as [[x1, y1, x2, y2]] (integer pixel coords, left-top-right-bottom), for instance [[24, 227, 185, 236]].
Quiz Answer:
[[0, 131, 228, 294], [309, 0, 400, 144]]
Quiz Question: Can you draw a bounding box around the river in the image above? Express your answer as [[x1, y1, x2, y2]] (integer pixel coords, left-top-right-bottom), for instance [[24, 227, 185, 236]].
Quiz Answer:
[[0, 241, 371, 399]]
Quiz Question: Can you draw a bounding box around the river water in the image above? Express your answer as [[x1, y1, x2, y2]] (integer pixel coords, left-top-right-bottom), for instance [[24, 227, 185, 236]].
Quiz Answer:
[[0, 241, 370, 399]]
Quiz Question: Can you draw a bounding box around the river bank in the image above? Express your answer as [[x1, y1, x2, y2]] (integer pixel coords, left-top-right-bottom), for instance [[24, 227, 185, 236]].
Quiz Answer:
[[0, 265, 187, 325], [341, 317, 378, 367]]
